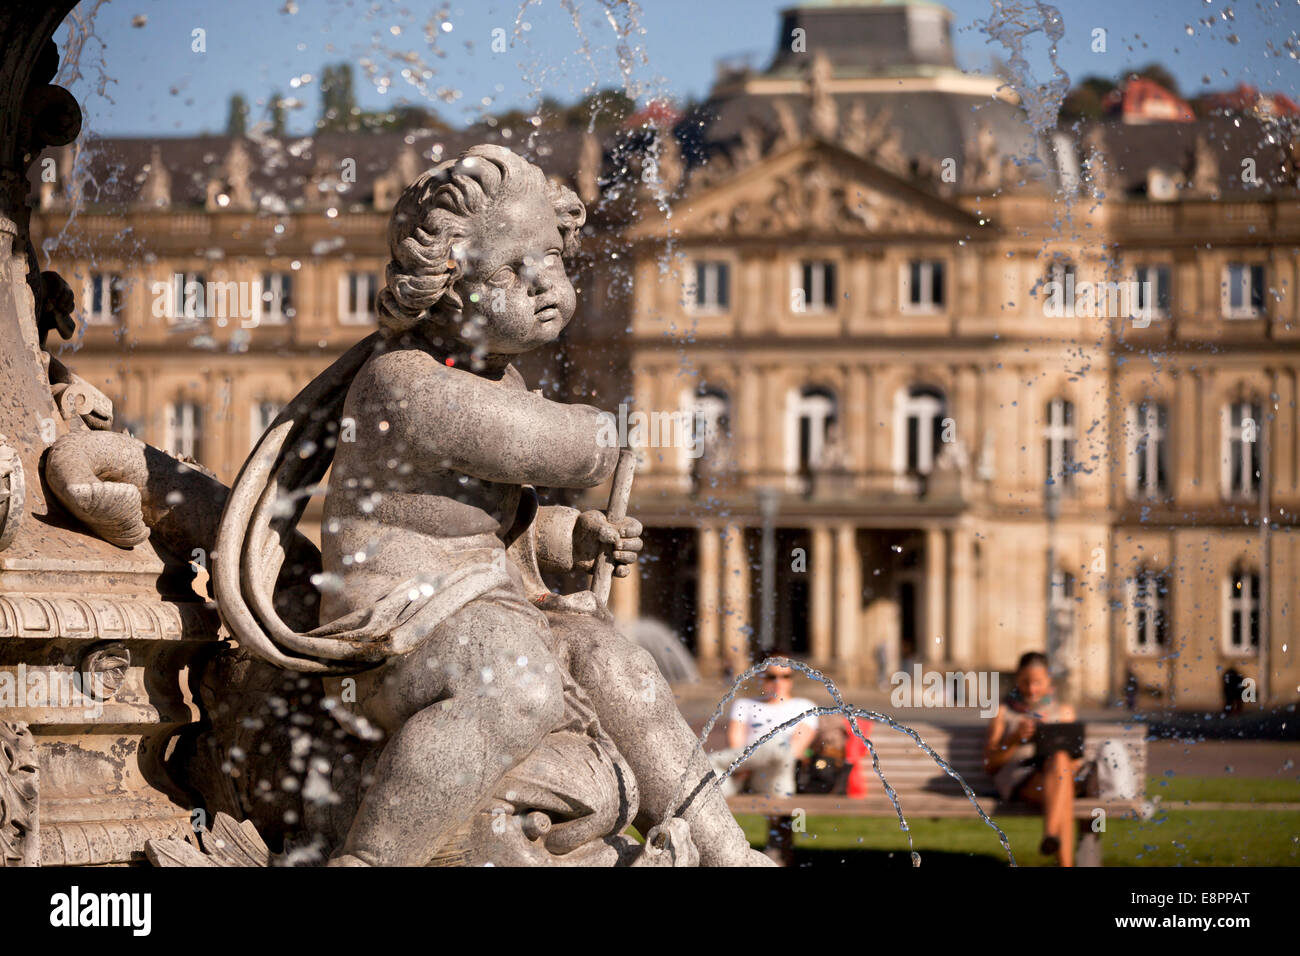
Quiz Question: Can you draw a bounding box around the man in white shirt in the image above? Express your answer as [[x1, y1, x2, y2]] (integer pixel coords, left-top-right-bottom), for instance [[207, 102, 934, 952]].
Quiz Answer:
[[710, 664, 819, 797]]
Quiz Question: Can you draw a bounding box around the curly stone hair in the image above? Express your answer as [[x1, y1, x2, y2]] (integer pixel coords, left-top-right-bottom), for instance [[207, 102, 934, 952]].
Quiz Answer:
[[376, 144, 586, 335]]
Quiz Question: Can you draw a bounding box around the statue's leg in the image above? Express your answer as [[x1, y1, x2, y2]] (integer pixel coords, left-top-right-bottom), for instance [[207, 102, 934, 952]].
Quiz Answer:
[[332, 597, 563, 866], [552, 612, 773, 867]]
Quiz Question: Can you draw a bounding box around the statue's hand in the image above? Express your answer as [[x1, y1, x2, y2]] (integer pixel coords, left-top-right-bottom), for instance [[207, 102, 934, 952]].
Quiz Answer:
[[572, 510, 642, 577]]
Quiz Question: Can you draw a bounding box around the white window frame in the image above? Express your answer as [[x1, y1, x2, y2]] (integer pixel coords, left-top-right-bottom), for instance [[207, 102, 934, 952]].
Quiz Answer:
[[792, 260, 836, 314], [1222, 263, 1265, 319], [901, 260, 946, 314], [164, 400, 202, 459], [1125, 571, 1167, 656], [169, 271, 207, 326], [1126, 401, 1168, 499], [785, 387, 837, 475], [256, 272, 293, 326], [1221, 401, 1261, 500], [685, 260, 730, 314], [1133, 264, 1171, 320], [1223, 568, 1260, 657], [1044, 397, 1075, 489], [339, 271, 378, 325], [893, 386, 947, 476], [84, 272, 122, 326]]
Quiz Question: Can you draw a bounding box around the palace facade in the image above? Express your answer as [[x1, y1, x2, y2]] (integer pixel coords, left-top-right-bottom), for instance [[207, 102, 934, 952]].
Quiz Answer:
[[34, 0, 1300, 707]]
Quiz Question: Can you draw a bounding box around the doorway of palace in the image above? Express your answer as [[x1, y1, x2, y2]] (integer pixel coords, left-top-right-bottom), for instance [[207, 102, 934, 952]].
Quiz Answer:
[[638, 526, 699, 653], [743, 526, 811, 657]]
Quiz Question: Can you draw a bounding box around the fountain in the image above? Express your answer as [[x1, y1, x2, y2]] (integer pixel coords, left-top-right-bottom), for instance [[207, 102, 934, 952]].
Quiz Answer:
[[0, 3, 1012, 871]]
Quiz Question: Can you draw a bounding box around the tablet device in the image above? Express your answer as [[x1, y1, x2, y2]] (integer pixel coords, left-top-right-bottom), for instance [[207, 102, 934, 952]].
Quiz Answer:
[[1033, 721, 1085, 761]]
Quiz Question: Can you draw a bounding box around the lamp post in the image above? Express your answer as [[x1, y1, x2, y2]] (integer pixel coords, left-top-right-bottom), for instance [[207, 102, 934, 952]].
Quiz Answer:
[[1045, 477, 1064, 683], [758, 486, 780, 655], [1259, 410, 1270, 705]]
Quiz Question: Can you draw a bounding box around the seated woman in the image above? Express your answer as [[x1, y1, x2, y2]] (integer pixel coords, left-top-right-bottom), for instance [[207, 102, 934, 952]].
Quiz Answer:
[[984, 652, 1083, 866]]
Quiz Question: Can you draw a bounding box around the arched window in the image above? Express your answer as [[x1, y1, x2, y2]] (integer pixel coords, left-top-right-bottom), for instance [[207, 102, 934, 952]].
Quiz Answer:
[[1044, 397, 1075, 488], [895, 385, 947, 476], [689, 386, 731, 469], [1126, 401, 1168, 498], [1221, 400, 1261, 500], [786, 386, 837, 476]]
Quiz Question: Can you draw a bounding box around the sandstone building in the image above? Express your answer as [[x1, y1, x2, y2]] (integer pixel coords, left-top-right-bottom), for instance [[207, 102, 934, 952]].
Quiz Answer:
[[35, 0, 1300, 708]]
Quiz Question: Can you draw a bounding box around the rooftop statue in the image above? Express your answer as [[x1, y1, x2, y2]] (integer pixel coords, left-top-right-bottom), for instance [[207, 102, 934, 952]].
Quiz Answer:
[[48, 145, 769, 867]]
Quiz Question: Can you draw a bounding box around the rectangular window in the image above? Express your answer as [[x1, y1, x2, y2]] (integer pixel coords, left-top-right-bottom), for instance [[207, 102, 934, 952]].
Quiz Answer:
[[256, 272, 294, 326], [340, 272, 378, 325], [165, 400, 202, 460], [85, 273, 122, 326], [1047, 261, 1076, 287], [1225, 569, 1260, 655], [1127, 572, 1168, 655], [903, 260, 945, 312], [794, 261, 836, 313], [169, 272, 207, 325], [1222, 401, 1261, 500], [1134, 265, 1171, 318], [1127, 401, 1168, 499], [1222, 263, 1265, 319], [688, 261, 730, 312], [1045, 398, 1075, 488]]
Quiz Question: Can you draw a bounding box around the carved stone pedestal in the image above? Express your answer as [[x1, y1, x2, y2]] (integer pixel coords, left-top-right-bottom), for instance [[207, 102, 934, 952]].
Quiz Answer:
[[0, 6, 224, 866]]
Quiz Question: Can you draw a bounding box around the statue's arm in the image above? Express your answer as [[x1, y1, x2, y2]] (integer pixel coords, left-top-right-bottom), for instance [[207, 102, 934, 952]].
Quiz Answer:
[[375, 357, 618, 488], [534, 505, 580, 572]]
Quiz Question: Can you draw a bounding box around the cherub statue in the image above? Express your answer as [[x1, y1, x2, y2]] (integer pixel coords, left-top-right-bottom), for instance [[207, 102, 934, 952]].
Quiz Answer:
[[204, 145, 767, 866]]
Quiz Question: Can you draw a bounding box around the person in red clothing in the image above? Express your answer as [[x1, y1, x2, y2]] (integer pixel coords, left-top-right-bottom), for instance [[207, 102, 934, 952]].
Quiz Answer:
[[843, 716, 874, 798]]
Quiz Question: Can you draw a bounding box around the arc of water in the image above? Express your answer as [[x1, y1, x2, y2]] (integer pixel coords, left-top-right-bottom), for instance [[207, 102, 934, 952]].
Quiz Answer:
[[667, 656, 1017, 867]]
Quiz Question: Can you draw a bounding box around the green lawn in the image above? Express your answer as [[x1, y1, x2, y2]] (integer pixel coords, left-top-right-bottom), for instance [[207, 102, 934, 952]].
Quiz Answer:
[[1150, 773, 1300, 804], [734, 775, 1300, 867]]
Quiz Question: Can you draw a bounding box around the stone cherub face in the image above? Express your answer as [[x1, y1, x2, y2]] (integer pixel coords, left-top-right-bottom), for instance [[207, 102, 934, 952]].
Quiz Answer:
[[376, 145, 585, 356], [449, 190, 577, 353]]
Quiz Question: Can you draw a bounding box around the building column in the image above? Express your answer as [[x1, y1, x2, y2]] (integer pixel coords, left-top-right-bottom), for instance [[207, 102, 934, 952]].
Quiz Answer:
[[696, 524, 722, 675], [721, 523, 750, 674], [949, 526, 975, 669], [924, 526, 948, 665], [610, 557, 641, 624], [864, 596, 901, 688], [810, 525, 834, 667], [834, 524, 862, 684]]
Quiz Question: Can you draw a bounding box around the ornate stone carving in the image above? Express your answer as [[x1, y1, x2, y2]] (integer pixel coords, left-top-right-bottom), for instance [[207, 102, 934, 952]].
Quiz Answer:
[[136, 145, 172, 209], [0, 719, 38, 867], [0, 436, 24, 551], [965, 121, 1002, 191], [0, 594, 200, 643], [36, 144, 764, 868], [1187, 134, 1220, 197], [701, 159, 961, 238], [576, 129, 602, 206], [808, 53, 837, 141], [78, 642, 130, 702]]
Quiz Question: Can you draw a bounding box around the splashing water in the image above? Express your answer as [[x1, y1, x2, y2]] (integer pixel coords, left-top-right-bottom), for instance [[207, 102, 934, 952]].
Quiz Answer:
[[662, 656, 1018, 867]]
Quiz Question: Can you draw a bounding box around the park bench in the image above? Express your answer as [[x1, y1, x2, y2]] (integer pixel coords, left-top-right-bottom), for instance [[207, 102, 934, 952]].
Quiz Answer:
[[726, 721, 1149, 866]]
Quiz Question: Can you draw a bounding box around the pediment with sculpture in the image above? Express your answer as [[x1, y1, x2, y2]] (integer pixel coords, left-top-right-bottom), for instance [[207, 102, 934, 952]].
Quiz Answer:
[[635, 140, 985, 242]]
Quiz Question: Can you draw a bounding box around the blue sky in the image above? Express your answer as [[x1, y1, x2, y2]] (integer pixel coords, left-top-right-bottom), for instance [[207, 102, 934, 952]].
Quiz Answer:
[[64, 0, 1300, 137]]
